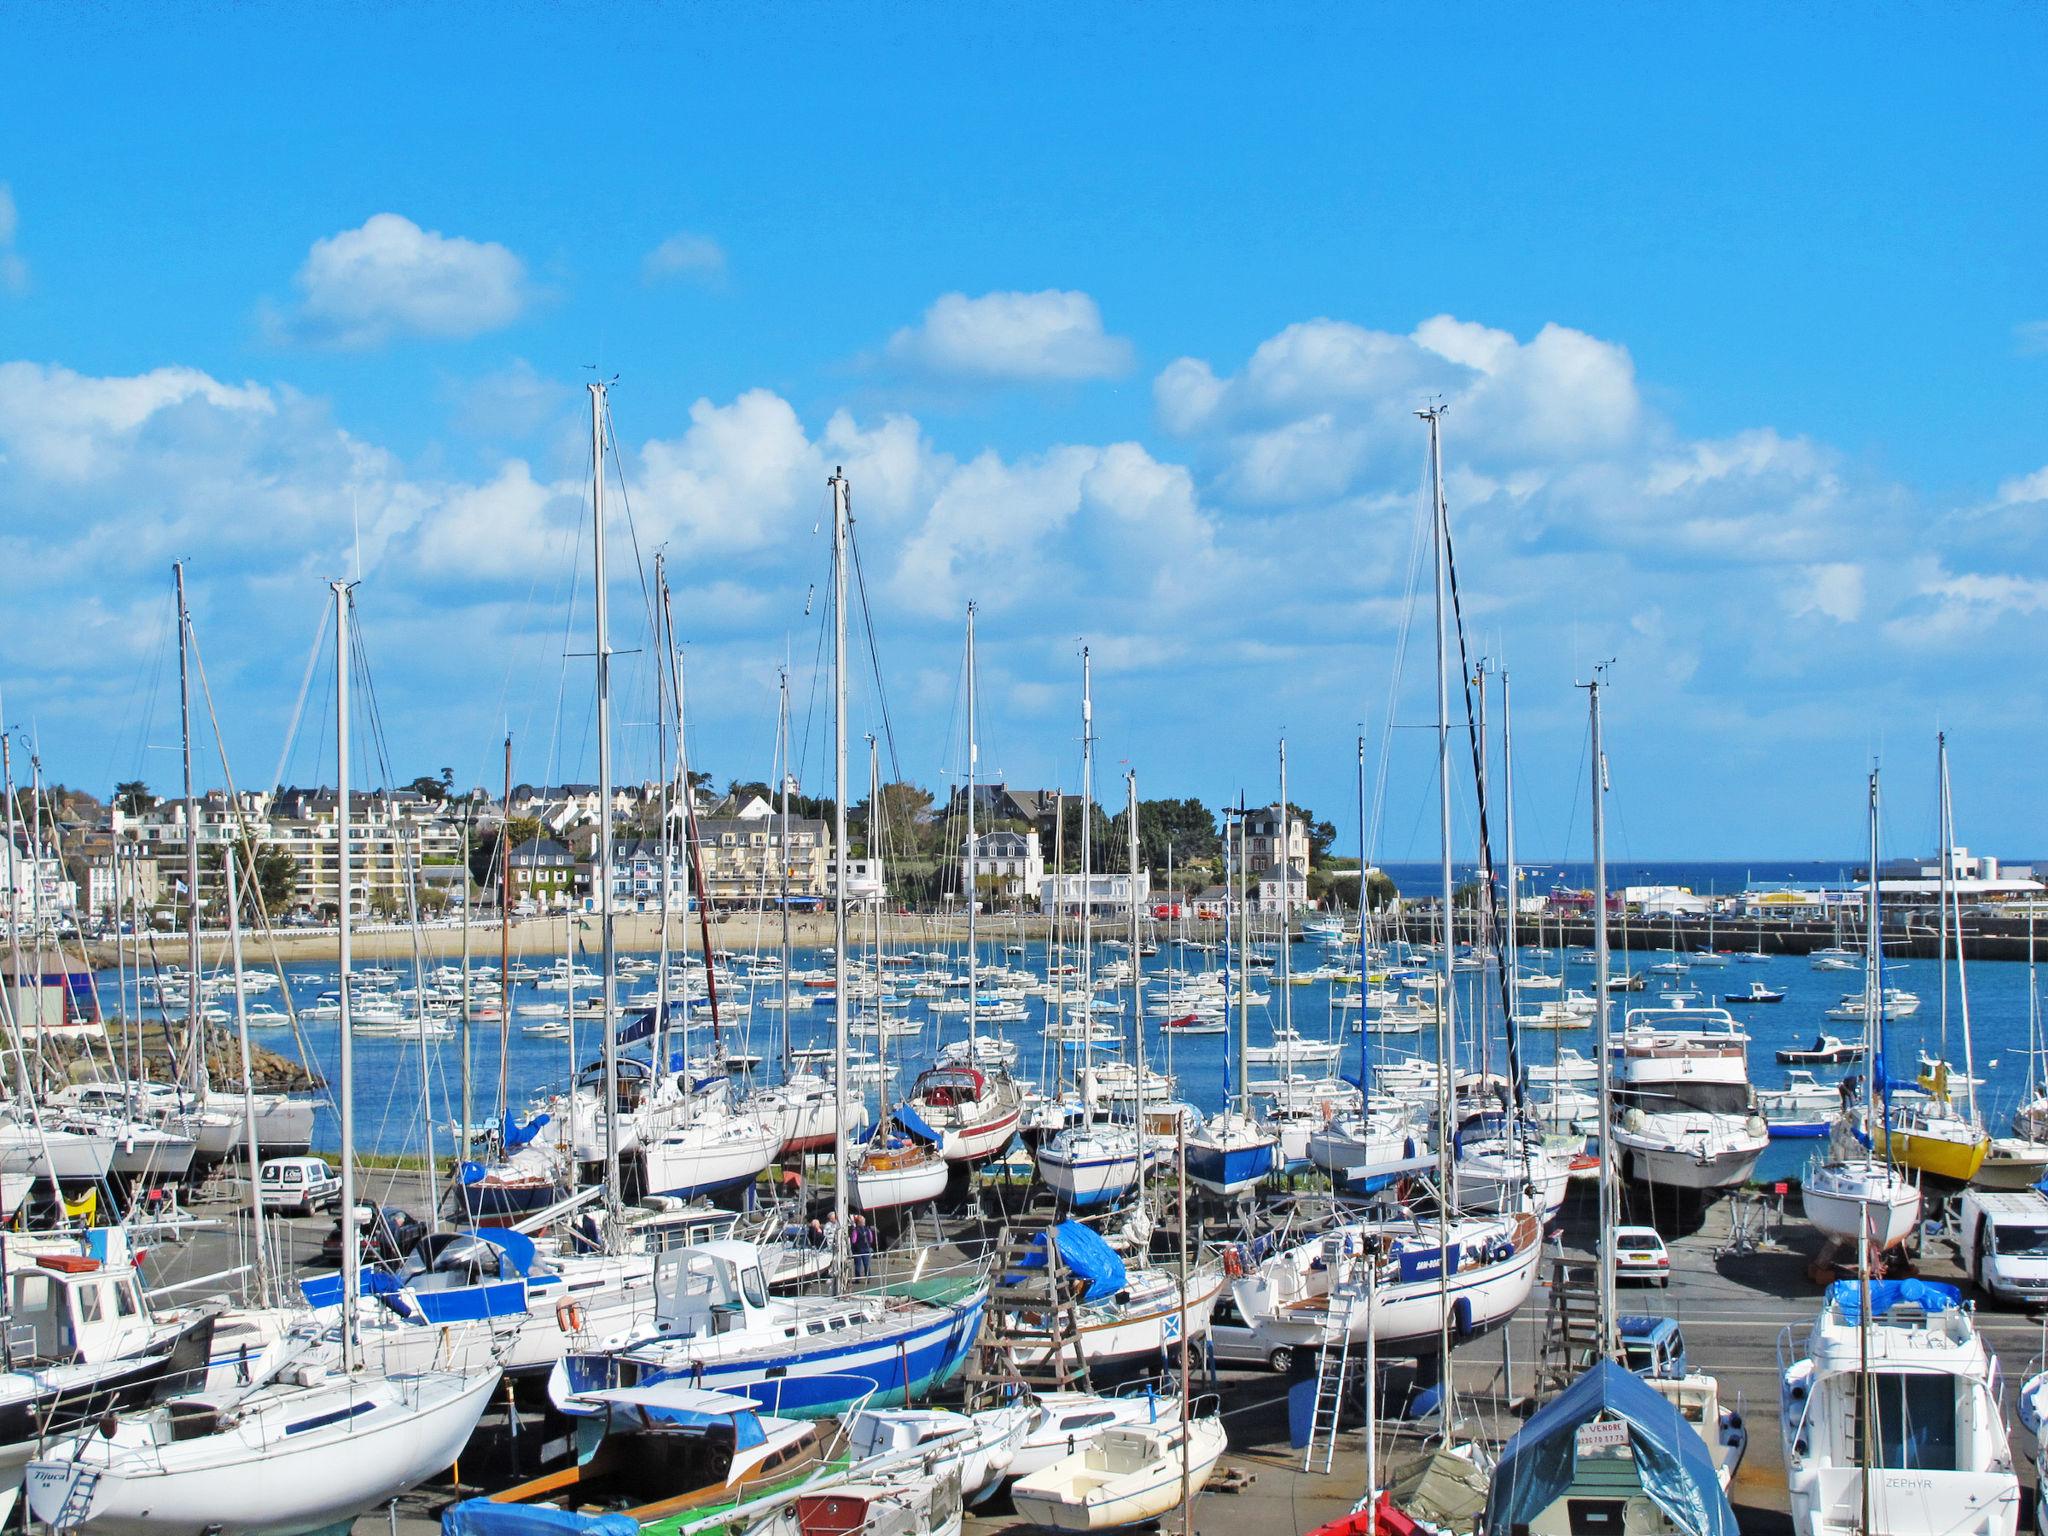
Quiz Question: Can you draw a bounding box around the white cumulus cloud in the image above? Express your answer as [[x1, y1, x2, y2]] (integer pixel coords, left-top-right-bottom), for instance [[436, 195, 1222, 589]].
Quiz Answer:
[[642, 232, 726, 285], [271, 213, 533, 348], [886, 290, 1133, 382]]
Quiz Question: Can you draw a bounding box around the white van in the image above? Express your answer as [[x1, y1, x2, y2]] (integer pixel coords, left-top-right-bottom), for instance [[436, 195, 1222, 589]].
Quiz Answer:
[[1955, 1188, 2048, 1304], [257, 1157, 340, 1215]]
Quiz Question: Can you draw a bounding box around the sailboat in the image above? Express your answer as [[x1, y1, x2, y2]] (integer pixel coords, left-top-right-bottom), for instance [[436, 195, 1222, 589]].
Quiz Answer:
[[1235, 409, 1540, 1362], [907, 608, 1021, 1168], [550, 469, 986, 1420], [1878, 736, 1989, 1185], [1185, 755, 1282, 1198], [1803, 768, 1922, 1255], [1038, 648, 1142, 1210], [26, 576, 501, 1536]]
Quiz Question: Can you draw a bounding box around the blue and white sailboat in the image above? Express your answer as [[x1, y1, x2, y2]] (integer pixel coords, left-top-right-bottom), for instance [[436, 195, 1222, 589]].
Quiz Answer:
[[549, 1238, 985, 1419]]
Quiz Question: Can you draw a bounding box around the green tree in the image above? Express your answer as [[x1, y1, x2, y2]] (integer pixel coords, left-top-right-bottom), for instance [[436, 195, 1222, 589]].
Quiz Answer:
[[403, 773, 450, 804], [113, 780, 152, 815], [470, 816, 545, 887]]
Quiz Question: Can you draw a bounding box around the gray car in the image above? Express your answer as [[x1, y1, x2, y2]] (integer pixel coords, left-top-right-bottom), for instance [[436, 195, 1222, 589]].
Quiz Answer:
[[1208, 1295, 1299, 1374]]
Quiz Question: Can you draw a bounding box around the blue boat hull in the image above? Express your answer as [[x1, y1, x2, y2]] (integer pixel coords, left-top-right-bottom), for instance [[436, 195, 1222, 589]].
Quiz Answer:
[[1186, 1140, 1279, 1195], [554, 1292, 986, 1418], [1768, 1121, 1830, 1139]]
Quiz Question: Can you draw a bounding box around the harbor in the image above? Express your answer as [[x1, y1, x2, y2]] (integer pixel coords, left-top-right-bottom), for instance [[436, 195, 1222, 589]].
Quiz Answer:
[[5, 10, 2045, 1534]]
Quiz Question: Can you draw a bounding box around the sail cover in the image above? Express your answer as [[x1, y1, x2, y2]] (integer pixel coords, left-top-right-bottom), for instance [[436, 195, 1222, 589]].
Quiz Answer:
[[1003, 1218, 1128, 1301], [1826, 1277, 1960, 1322], [1482, 1361, 1738, 1536]]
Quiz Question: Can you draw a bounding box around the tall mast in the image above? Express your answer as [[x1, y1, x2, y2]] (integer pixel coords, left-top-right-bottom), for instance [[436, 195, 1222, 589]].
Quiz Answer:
[[829, 469, 851, 1274], [175, 563, 204, 1094], [653, 555, 671, 1077], [965, 603, 979, 1052], [1864, 769, 1886, 1153], [332, 579, 358, 1373], [459, 786, 472, 1172], [1234, 806, 1249, 1117], [1356, 732, 1376, 1515], [1079, 646, 1094, 1119], [497, 734, 512, 1123], [1587, 669, 1617, 1361], [1422, 405, 1457, 1397], [589, 381, 622, 1215], [1937, 734, 1952, 1075], [777, 670, 793, 1076], [1278, 740, 1292, 1050], [1502, 671, 1524, 1127], [1126, 770, 1146, 1158], [224, 837, 269, 1305], [1356, 736, 1370, 1091], [1940, 735, 1980, 1124]]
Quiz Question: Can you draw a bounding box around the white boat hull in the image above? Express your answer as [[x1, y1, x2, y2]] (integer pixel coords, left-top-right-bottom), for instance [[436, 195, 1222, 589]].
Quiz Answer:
[[25, 1367, 500, 1536]]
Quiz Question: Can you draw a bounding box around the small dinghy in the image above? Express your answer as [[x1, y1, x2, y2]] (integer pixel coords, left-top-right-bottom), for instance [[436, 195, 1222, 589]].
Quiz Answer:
[[1724, 981, 1784, 1005], [1010, 1411, 1227, 1530], [1775, 1034, 1863, 1066]]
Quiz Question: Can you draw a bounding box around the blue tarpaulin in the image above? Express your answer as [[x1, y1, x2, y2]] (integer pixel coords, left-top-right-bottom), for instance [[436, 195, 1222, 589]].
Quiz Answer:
[[1482, 1361, 1738, 1536], [471, 1228, 540, 1277], [892, 1103, 945, 1146], [1827, 1277, 1961, 1323], [503, 1110, 550, 1149], [1003, 1218, 1128, 1301], [299, 1269, 404, 1310]]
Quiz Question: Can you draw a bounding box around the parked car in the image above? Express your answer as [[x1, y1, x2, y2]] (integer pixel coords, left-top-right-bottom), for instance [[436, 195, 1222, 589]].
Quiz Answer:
[[318, 1205, 426, 1269], [1208, 1294, 1299, 1374], [257, 1156, 340, 1215], [1614, 1226, 1672, 1287]]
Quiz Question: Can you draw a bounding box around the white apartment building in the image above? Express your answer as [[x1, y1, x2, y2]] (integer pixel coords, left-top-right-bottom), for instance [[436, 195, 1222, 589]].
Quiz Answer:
[[961, 829, 1044, 904], [1040, 870, 1152, 918]]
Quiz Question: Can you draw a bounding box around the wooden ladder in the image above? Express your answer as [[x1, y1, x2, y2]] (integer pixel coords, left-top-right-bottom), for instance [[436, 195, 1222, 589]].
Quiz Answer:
[[962, 1218, 1093, 1406], [1535, 1254, 1602, 1399]]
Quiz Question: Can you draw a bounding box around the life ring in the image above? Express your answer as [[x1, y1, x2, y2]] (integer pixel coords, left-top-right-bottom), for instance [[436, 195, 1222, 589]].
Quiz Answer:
[[556, 1300, 585, 1333]]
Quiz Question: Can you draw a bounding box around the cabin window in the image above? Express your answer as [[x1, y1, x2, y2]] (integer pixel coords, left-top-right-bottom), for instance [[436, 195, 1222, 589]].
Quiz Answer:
[[75, 1284, 102, 1325], [1062, 1411, 1116, 1432], [1565, 1501, 1626, 1535], [1857, 1371, 1960, 1472], [113, 1280, 139, 1318], [741, 1266, 768, 1309]]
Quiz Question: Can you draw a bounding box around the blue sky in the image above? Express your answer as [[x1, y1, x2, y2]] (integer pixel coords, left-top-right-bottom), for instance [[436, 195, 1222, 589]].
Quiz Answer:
[[2, 5, 2044, 863]]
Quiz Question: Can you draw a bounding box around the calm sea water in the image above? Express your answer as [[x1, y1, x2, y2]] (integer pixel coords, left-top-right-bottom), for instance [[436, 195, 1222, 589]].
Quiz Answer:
[[192, 924, 2040, 1183]]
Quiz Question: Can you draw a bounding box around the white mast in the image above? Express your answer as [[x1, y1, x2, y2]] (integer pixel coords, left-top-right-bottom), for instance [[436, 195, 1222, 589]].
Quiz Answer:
[[1422, 404, 1458, 1400], [1587, 668, 1617, 1361], [223, 839, 269, 1305], [1126, 770, 1146, 1162], [1278, 739, 1292, 1057], [965, 603, 978, 1052], [1939, 734, 1980, 1125], [332, 578, 359, 1374], [589, 381, 622, 1215], [1502, 671, 1528, 1172], [1079, 646, 1094, 1120], [829, 470, 851, 1273], [175, 563, 204, 1097]]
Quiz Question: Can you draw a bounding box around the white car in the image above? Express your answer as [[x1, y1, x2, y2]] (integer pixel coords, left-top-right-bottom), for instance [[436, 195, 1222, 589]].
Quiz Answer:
[[1614, 1225, 1672, 1287], [258, 1156, 340, 1214]]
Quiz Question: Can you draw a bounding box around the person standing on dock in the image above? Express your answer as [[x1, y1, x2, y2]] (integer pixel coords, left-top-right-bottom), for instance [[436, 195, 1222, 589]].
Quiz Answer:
[[850, 1213, 876, 1278]]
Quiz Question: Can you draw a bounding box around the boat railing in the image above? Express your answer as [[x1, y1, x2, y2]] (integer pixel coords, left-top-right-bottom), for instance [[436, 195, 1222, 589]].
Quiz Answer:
[[1776, 1319, 1813, 1376]]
